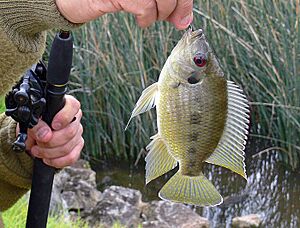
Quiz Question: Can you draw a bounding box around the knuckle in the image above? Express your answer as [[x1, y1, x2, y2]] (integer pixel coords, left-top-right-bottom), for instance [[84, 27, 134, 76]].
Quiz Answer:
[[76, 109, 83, 121], [79, 124, 84, 135], [139, 0, 156, 15], [62, 143, 72, 154], [145, 0, 156, 9], [180, 0, 193, 10], [80, 137, 85, 148], [73, 99, 81, 111], [69, 150, 79, 165], [67, 125, 77, 138], [66, 94, 81, 110]]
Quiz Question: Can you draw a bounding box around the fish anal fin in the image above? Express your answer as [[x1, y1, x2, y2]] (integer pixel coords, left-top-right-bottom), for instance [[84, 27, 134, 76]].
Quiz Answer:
[[205, 81, 249, 180], [145, 134, 177, 184], [125, 82, 158, 130], [159, 172, 223, 207]]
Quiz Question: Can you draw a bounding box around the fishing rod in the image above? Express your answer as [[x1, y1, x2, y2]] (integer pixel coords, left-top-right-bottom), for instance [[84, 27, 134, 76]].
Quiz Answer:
[[26, 30, 73, 228], [5, 30, 73, 227]]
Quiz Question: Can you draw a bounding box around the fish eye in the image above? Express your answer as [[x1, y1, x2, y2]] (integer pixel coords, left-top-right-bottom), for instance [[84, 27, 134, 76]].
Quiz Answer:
[[193, 54, 207, 67]]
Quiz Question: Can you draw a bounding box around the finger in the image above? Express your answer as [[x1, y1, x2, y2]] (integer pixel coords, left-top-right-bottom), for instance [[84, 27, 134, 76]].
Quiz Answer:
[[25, 135, 36, 152], [27, 120, 52, 142], [43, 138, 84, 168], [39, 111, 82, 148], [166, 0, 193, 30], [129, 0, 158, 28], [56, 0, 108, 23], [31, 124, 83, 159], [52, 95, 81, 130], [156, 0, 177, 20]]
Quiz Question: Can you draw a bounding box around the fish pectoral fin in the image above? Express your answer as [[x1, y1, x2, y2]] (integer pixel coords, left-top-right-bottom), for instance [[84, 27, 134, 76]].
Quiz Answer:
[[145, 134, 177, 184], [125, 82, 158, 130], [159, 172, 223, 206], [205, 81, 249, 179]]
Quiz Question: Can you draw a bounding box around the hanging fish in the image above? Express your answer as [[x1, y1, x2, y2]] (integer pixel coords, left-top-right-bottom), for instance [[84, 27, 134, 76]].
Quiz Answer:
[[126, 27, 249, 206]]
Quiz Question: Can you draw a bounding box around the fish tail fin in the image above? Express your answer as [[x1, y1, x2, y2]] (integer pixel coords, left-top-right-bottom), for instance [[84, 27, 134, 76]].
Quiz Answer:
[[159, 172, 223, 207]]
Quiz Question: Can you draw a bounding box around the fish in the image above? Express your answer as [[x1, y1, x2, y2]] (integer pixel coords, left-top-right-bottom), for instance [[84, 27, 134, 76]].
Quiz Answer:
[[126, 27, 249, 207]]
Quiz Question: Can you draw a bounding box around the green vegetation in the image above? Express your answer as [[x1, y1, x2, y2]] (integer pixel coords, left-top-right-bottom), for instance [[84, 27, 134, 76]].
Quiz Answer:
[[2, 196, 88, 228], [47, 0, 299, 168], [2, 196, 141, 227], [193, 0, 300, 169], [0, 96, 5, 113]]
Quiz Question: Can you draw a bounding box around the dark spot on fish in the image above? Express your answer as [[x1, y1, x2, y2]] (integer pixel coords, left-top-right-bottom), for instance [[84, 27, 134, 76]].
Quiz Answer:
[[188, 147, 197, 154], [189, 161, 196, 169], [190, 112, 202, 124], [190, 132, 199, 141]]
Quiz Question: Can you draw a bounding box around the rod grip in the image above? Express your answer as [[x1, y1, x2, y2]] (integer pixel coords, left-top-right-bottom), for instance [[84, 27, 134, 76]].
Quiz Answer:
[[26, 31, 73, 228]]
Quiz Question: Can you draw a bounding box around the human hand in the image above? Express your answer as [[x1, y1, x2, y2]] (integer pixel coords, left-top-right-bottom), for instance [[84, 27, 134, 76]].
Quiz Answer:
[[21, 95, 84, 168], [56, 0, 193, 30]]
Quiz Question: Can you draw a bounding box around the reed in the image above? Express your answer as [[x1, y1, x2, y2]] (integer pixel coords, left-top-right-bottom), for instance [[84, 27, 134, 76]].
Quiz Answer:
[[56, 0, 299, 168]]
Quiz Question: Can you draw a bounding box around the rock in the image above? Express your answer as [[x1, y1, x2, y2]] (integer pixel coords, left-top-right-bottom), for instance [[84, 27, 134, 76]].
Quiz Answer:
[[232, 214, 262, 228], [141, 201, 210, 228], [83, 186, 143, 228], [50, 159, 102, 215]]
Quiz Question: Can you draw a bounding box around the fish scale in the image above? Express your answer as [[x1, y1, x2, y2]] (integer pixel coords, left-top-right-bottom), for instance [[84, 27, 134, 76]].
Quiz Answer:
[[158, 75, 227, 174], [126, 28, 249, 206]]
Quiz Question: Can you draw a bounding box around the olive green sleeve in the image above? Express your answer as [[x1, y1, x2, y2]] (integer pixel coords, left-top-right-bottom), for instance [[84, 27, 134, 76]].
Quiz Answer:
[[0, 0, 80, 53], [0, 113, 33, 211]]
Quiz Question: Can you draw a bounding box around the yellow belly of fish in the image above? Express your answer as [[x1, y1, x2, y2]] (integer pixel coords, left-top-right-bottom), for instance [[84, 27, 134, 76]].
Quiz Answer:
[[157, 76, 227, 176]]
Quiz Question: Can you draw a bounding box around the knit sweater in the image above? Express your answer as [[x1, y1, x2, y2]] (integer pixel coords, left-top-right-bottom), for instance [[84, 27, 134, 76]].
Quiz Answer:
[[0, 0, 78, 213]]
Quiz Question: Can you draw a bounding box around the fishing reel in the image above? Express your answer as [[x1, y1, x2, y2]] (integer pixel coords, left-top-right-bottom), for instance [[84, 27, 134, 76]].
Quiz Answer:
[[5, 61, 47, 151]]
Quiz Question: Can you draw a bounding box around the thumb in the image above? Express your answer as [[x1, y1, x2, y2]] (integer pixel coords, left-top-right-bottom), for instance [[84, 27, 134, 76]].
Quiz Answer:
[[27, 120, 53, 143], [167, 0, 193, 30]]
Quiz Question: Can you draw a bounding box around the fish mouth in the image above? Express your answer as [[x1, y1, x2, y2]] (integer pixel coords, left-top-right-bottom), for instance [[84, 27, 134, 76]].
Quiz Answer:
[[188, 25, 203, 39]]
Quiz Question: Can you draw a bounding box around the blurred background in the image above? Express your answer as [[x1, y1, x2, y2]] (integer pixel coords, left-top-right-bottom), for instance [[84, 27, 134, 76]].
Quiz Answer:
[[2, 0, 299, 227], [52, 0, 300, 226]]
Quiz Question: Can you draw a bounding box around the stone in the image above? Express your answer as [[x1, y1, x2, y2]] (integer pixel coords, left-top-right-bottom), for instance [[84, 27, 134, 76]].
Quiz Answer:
[[50, 159, 102, 215], [141, 201, 210, 228], [82, 186, 143, 228], [232, 214, 262, 228]]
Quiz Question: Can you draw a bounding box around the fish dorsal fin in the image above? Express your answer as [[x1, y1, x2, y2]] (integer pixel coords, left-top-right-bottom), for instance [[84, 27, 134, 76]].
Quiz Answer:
[[205, 81, 250, 179], [125, 82, 158, 130], [145, 134, 177, 184]]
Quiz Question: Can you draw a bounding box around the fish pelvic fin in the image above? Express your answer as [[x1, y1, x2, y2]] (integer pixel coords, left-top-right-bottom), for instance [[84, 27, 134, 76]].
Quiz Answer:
[[159, 172, 223, 207], [205, 81, 249, 179], [145, 134, 177, 184]]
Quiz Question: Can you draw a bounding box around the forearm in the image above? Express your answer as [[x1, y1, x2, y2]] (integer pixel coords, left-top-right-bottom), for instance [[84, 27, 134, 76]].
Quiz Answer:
[[0, 113, 33, 211], [0, 0, 79, 52], [0, 0, 81, 95]]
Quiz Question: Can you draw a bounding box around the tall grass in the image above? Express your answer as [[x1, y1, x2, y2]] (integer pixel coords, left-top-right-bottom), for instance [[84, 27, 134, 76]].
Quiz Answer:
[[193, 0, 300, 169], [55, 0, 299, 168]]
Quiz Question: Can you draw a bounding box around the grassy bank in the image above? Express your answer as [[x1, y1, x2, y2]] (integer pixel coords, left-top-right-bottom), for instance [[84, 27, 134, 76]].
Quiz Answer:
[[2, 196, 131, 228], [2, 197, 88, 228], [48, 0, 299, 168]]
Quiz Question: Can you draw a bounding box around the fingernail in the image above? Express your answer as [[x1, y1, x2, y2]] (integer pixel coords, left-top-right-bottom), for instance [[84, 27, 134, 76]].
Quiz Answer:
[[37, 128, 49, 140], [52, 122, 62, 130], [180, 13, 193, 27]]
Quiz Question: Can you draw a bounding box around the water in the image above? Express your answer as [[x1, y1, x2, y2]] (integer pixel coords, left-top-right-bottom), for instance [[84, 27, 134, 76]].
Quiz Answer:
[[93, 142, 300, 227]]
